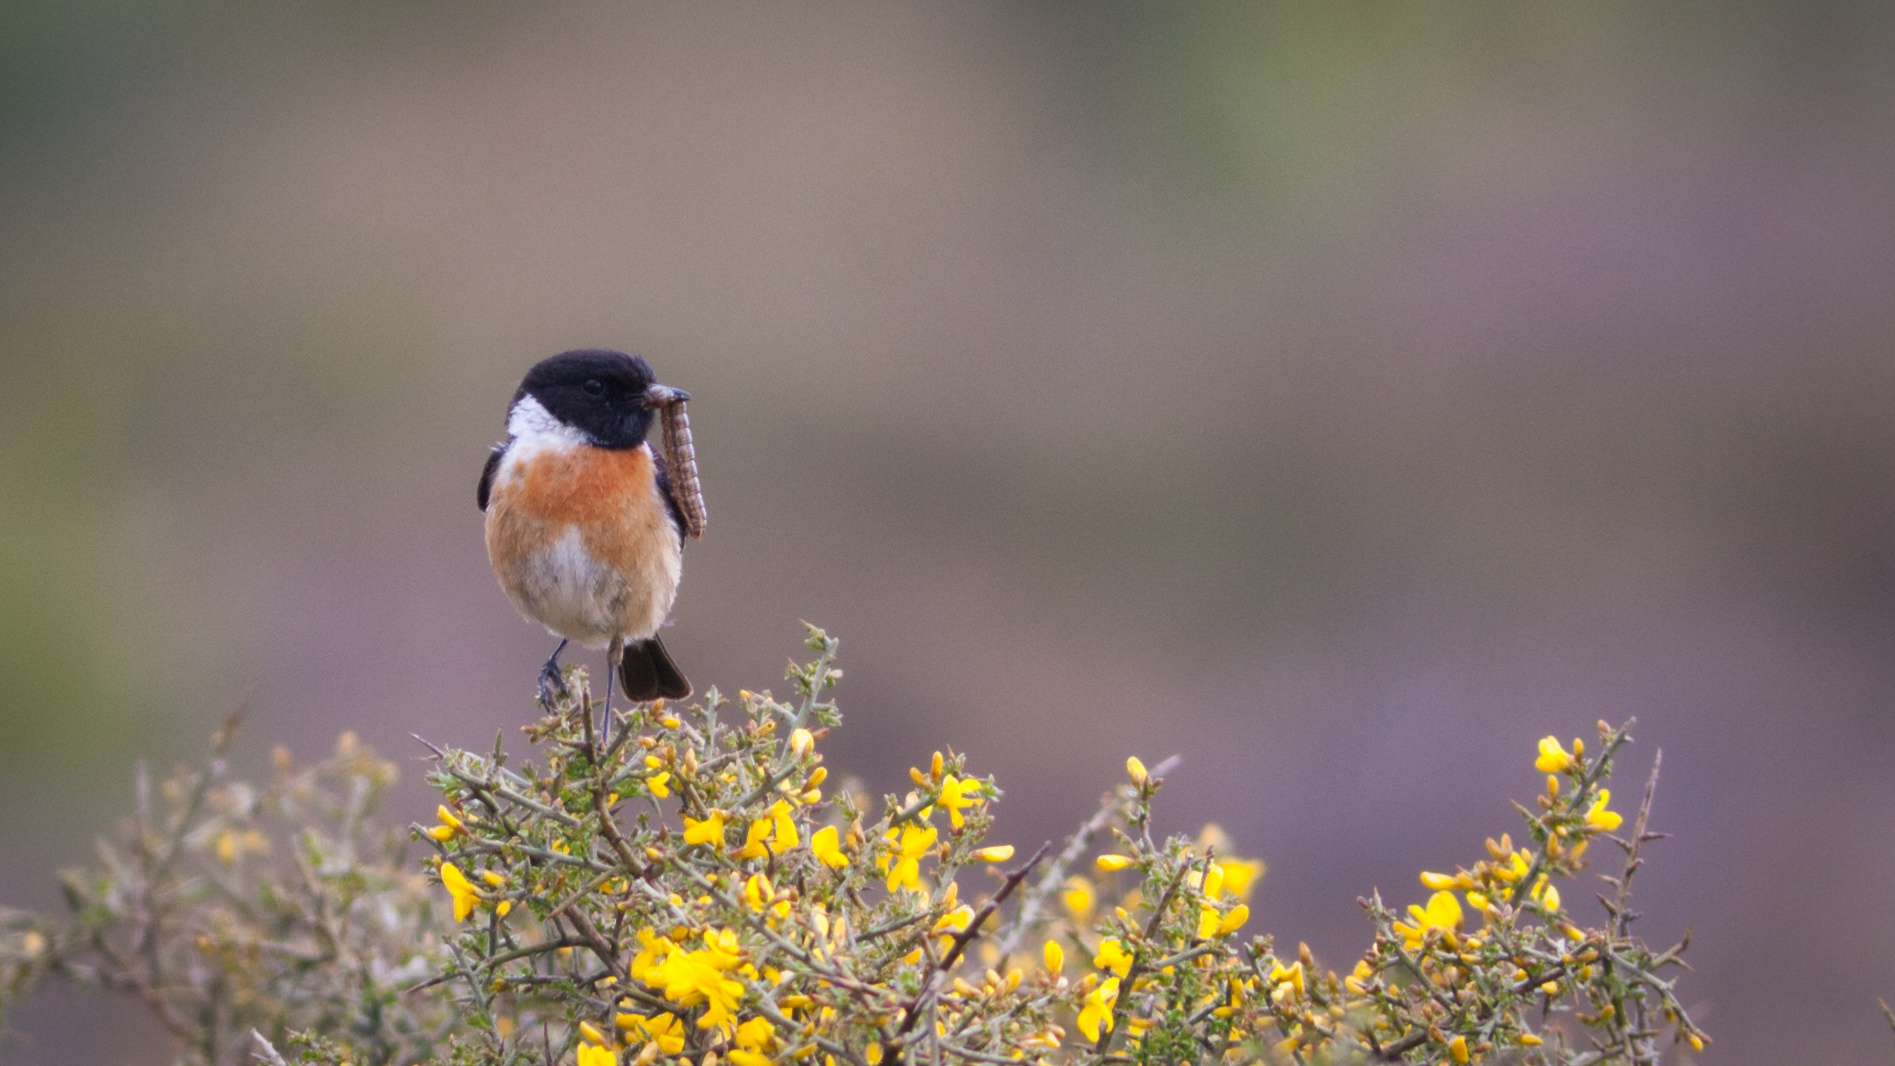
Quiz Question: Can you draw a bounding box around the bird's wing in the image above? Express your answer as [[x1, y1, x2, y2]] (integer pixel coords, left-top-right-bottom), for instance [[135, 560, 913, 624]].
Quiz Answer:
[[477, 443, 505, 511], [650, 446, 688, 536]]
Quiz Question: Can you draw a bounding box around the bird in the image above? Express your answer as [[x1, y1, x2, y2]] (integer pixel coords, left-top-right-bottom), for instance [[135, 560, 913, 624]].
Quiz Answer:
[[478, 349, 695, 710]]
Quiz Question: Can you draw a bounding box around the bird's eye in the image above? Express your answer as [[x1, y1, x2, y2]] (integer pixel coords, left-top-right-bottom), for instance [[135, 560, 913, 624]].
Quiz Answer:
[[582, 379, 605, 396]]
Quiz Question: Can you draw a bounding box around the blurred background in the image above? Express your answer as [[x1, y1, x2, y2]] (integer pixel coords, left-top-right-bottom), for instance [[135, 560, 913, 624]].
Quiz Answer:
[[2, 2, 1892, 1062]]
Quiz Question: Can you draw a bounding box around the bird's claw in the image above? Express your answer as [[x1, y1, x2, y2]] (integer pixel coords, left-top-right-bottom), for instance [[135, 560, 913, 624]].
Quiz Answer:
[[537, 661, 571, 706]]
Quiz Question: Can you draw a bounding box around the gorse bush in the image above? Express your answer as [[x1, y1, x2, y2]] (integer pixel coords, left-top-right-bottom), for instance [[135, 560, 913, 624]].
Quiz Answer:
[[0, 723, 456, 1063], [0, 627, 1705, 1065]]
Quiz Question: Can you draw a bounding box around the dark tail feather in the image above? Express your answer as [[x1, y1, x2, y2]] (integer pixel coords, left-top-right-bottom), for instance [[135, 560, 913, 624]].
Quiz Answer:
[[619, 637, 691, 702]]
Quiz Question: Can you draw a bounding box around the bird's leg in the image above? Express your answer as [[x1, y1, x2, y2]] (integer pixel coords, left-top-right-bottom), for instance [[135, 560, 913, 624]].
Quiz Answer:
[[537, 638, 571, 705], [602, 636, 625, 753]]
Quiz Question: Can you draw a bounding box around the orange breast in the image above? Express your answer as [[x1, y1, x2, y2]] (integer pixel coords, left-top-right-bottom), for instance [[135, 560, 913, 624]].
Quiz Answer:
[[510, 443, 655, 530]]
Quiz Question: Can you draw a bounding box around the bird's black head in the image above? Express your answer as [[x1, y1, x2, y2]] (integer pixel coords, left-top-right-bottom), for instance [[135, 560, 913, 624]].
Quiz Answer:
[[513, 349, 684, 449]]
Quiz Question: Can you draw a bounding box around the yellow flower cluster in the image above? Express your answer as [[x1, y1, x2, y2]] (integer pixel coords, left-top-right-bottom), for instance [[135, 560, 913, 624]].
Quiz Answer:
[[1021, 761, 1276, 1055], [1333, 725, 1689, 1062], [1402, 735, 1625, 938], [425, 641, 1059, 1064], [411, 633, 1700, 1066], [436, 860, 510, 922], [632, 927, 749, 1034]]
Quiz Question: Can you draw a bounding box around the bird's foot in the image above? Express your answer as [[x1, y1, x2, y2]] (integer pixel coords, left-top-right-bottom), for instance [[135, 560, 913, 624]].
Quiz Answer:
[[536, 660, 571, 706]]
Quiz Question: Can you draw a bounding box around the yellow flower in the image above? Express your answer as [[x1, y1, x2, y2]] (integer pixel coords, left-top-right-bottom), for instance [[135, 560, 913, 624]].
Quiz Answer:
[[811, 825, 849, 868], [577, 1043, 617, 1066], [769, 800, 799, 853], [1043, 940, 1064, 973], [1093, 938, 1133, 977], [937, 775, 980, 829], [1216, 904, 1250, 936], [1199, 862, 1225, 898], [737, 815, 774, 859], [731, 1017, 777, 1063], [702, 926, 742, 961], [735, 1016, 775, 1052], [1535, 736, 1575, 773], [1344, 959, 1374, 995], [1495, 850, 1532, 883], [1076, 976, 1120, 1041], [1448, 1034, 1469, 1064], [475, 869, 512, 917], [1196, 904, 1220, 939], [648, 771, 671, 798], [1125, 756, 1148, 785], [1417, 890, 1466, 929], [790, 727, 815, 756], [884, 823, 938, 892], [1530, 876, 1562, 912], [426, 804, 465, 842], [683, 811, 726, 846], [744, 872, 775, 912], [1268, 960, 1305, 1000], [934, 905, 974, 935], [1216, 858, 1266, 901], [617, 1011, 685, 1054], [1585, 789, 1624, 831], [1095, 854, 1133, 872], [629, 928, 676, 981], [1063, 877, 1096, 918], [439, 862, 480, 922], [1394, 890, 1463, 949], [972, 845, 1014, 863]]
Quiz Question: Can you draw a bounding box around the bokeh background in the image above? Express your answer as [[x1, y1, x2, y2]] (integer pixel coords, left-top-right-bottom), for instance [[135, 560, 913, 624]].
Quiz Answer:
[[3, 3, 1892, 1062]]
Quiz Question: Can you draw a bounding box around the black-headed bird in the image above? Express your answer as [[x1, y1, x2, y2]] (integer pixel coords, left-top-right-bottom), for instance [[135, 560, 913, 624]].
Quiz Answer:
[[478, 349, 695, 707]]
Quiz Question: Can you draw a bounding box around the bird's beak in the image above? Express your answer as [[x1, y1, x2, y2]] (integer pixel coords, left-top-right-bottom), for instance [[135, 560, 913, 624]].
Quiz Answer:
[[643, 383, 690, 408]]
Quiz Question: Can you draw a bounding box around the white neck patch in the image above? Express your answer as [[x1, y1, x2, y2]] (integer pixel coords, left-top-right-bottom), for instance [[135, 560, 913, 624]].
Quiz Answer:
[[507, 394, 591, 447]]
